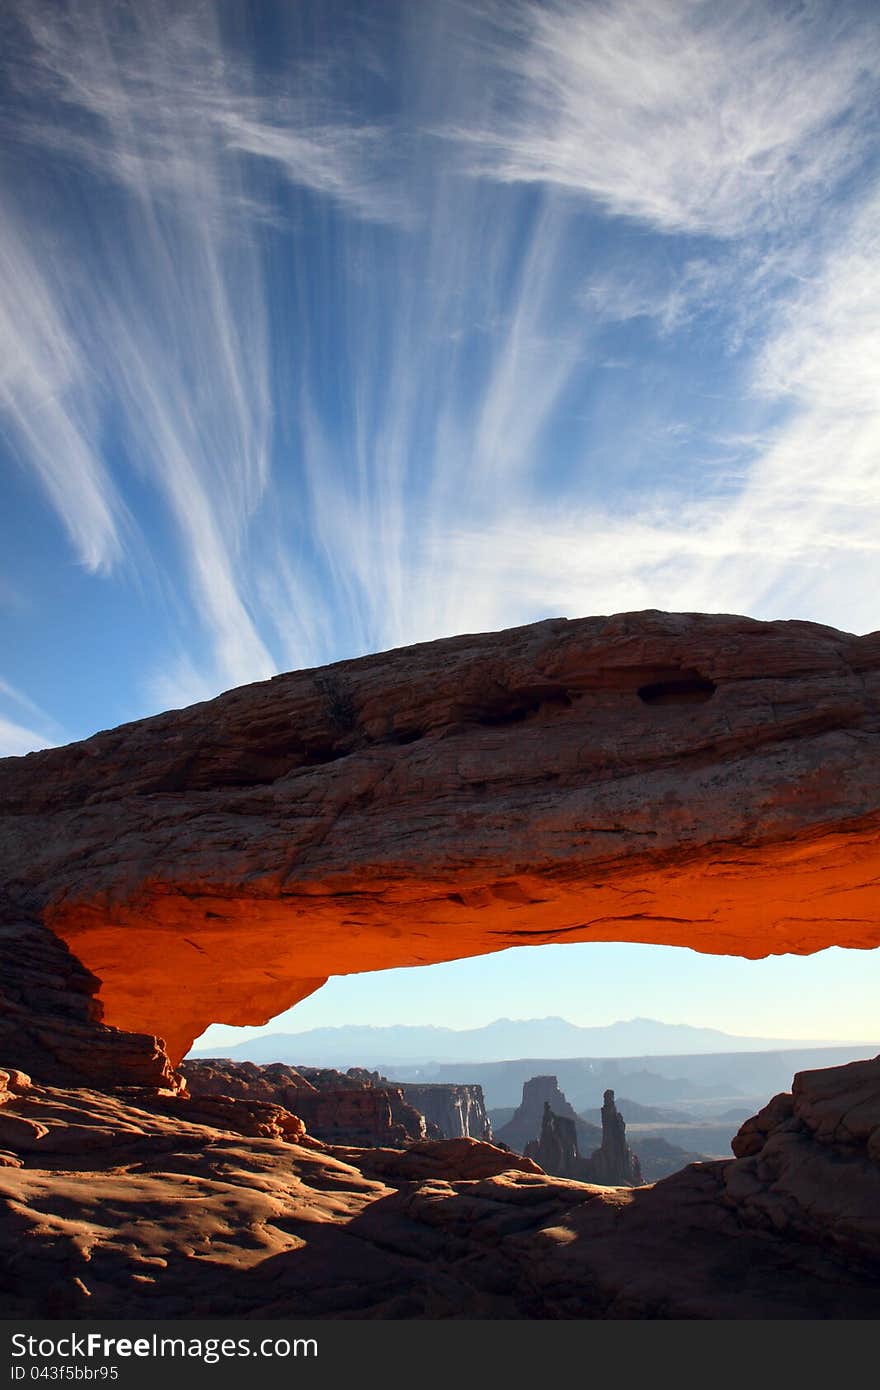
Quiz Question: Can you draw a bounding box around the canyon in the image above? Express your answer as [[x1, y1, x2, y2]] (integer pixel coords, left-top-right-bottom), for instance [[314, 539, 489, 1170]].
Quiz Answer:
[[1, 1057, 880, 1318], [179, 1059, 492, 1147], [0, 609, 878, 1317]]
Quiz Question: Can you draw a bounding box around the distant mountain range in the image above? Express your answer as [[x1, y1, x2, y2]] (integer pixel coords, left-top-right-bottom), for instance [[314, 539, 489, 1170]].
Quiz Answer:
[[189, 1015, 875, 1068]]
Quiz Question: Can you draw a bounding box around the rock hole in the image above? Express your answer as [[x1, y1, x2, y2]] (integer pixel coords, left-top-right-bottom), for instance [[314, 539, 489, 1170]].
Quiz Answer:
[[637, 673, 717, 706]]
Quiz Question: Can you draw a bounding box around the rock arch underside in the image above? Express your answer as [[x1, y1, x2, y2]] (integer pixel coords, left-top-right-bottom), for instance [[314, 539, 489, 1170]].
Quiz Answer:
[[4, 608, 880, 1321], [1, 608, 878, 1085]]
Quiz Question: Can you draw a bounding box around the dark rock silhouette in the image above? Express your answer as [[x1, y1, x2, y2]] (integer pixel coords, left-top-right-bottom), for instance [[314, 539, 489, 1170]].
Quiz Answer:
[[497, 1074, 601, 1155], [725, 1053, 880, 1264], [589, 1089, 643, 1185], [525, 1102, 588, 1179], [0, 917, 174, 1090], [524, 1087, 642, 1186]]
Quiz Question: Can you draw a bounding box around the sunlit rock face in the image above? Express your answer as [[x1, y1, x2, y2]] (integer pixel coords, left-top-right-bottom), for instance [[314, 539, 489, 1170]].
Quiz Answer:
[[179, 1059, 431, 1148], [1, 609, 878, 1074], [398, 1083, 492, 1141]]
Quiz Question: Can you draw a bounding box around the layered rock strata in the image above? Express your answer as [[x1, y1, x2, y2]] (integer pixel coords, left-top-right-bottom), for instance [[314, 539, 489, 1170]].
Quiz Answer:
[[1, 610, 878, 1075], [180, 1059, 431, 1146], [398, 1083, 492, 1140]]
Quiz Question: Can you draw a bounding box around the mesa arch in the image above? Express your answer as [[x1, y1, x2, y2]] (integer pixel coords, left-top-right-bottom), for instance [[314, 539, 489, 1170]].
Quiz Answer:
[[1, 609, 878, 1079]]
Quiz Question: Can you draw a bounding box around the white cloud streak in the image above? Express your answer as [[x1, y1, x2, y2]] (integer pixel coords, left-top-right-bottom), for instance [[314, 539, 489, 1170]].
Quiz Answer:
[[0, 0, 402, 700], [0, 676, 65, 756], [461, 0, 879, 237], [0, 214, 124, 572], [0, 716, 56, 758], [582, 257, 726, 336], [1, 0, 878, 744], [424, 182, 880, 638]]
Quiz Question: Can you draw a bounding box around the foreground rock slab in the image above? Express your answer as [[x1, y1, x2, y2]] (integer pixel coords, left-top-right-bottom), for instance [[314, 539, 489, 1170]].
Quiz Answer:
[[1, 610, 878, 1073], [1, 1067, 879, 1319]]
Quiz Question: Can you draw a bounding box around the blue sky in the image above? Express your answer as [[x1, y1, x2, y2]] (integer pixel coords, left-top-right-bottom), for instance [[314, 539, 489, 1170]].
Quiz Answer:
[[1, 0, 879, 1045]]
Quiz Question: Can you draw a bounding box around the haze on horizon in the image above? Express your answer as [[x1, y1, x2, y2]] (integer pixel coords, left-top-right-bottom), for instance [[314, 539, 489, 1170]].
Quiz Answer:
[[193, 941, 880, 1052], [2, 0, 879, 1047]]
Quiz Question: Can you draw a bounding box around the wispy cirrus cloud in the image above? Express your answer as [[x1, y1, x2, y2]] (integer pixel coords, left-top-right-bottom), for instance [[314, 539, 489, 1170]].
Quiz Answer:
[[9, 2, 404, 225], [582, 257, 727, 337], [1, 0, 879, 747], [459, 0, 880, 237], [0, 214, 124, 573], [0, 676, 66, 756], [0, 0, 404, 702], [422, 179, 880, 640]]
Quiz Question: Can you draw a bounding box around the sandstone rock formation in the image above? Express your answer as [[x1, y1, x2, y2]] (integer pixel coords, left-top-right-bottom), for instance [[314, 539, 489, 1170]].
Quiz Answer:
[[398, 1083, 492, 1140], [2, 1066, 880, 1319], [297, 1068, 437, 1141], [524, 1102, 588, 1180], [1, 609, 878, 1077], [524, 1090, 642, 1186], [588, 1089, 643, 1186], [179, 1058, 316, 1103], [725, 1053, 880, 1265], [180, 1059, 430, 1147], [497, 1074, 601, 1155], [0, 918, 174, 1090]]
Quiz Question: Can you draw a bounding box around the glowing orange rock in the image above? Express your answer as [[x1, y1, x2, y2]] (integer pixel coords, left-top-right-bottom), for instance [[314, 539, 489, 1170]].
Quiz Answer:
[[1, 610, 878, 1066]]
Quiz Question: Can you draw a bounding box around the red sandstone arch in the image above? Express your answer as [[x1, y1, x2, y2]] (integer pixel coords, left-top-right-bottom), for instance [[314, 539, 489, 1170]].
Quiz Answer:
[[2, 610, 878, 1067]]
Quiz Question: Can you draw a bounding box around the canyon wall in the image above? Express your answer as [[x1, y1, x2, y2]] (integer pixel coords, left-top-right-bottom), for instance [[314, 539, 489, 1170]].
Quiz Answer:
[[399, 1083, 492, 1140], [180, 1060, 430, 1146]]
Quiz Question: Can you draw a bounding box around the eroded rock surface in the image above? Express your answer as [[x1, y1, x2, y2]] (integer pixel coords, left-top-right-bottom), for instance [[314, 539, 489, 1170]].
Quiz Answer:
[[0, 918, 174, 1090], [180, 1059, 431, 1147], [725, 1054, 880, 1265], [1, 1074, 879, 1319], [398, 1083, 492, 1141], [1, 609, 878, 1071]]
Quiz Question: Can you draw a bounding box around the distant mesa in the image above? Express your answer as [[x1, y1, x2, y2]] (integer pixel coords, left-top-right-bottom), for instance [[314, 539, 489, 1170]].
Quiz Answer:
[[497, 1074, 602, 1156], [524, 1087, 643, 1187], [500, 1074, 657, 1183]]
